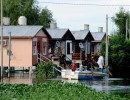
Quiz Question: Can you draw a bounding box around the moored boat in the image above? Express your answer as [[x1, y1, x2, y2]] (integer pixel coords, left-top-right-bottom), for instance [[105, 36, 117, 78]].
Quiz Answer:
[[61, 69, 108, 80]]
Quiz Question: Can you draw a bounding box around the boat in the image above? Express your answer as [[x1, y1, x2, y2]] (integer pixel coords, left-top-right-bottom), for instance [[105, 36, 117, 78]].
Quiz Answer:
[[61, 69, 108, 80]]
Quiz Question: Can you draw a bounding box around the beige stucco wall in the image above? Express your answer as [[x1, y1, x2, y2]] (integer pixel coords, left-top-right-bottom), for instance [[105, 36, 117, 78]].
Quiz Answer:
[[1, 39, 32, 67]]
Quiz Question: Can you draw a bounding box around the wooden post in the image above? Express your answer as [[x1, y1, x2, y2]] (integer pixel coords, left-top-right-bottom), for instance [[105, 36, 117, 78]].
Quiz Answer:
[[80, 49, 82, 64]]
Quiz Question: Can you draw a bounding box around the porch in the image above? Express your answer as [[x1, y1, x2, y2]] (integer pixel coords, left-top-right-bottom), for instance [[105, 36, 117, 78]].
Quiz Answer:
[[72, 52, 86, 61]]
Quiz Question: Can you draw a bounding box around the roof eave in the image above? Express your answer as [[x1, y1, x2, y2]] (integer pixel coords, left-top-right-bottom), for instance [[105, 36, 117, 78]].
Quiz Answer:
[[3, 36, 33, 39]]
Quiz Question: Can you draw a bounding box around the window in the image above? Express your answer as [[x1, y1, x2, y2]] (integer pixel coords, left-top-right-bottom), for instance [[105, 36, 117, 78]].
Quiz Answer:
[[87, 43, 90, 54], [67, 42, 70, 54], [43, 42, 46, 55], [33, 41, 37, 55], [0, 40, 8, 45]]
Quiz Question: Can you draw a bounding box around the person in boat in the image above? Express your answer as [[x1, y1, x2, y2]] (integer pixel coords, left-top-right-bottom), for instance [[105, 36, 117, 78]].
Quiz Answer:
[[87, 59, 95, 71], [87, 60, 91, 71], [97, 53, 104, 72], [71, 61, 76, 71]]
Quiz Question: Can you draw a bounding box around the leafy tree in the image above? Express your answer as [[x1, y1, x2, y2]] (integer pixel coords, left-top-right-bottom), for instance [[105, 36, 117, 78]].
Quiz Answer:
[[109, 8, 130, 72], [100, 41, 106, 56], [109, 35, 125, 68], [112, 8, 130, 37], [2, 0, 53, 27], [38, 7, 53, 28]]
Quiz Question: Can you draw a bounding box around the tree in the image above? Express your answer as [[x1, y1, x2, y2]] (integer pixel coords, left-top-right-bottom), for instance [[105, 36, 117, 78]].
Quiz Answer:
[[109, 35, 126, 68], [38, 7, 53, 28], [110, 8, 130, 68], [112, 8, 130, 37], [2, 0, 53, 27]]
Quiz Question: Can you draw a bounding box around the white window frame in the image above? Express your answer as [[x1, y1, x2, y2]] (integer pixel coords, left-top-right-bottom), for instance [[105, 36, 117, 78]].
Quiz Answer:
[[42, 42, 47, 55], [33, 41, 37, 55]]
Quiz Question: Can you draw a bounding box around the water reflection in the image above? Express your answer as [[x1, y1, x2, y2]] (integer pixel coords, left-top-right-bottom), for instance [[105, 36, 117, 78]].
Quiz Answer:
[[62, 78, 130, 97], [79, 78, 130, 95], [1, 72, 130, 98], [1, 71, 35, 84]]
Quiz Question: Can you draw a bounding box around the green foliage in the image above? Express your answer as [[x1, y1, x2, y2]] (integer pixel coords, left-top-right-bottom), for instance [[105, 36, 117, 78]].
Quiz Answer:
[[109, 35, 130, 68], [38, 7, 53, 28], [2, 0, 53, 27], [112, 8, 130, 37], [93, 53, 99, 62], [36, 61, 55, 82], [101, 41, 106, 56], [0, 81, 127, 100]]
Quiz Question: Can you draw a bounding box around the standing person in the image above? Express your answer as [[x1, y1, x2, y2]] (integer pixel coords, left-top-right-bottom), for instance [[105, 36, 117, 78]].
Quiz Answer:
[[71, 61, 76, 71], [87, 60, 91, 71], [97, 53, 104, 72]]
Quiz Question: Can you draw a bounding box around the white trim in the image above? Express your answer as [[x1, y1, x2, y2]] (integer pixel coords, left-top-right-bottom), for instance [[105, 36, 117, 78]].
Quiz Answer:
[[66, 40, 72, 61], [33, 41, 37, 55], [42, 41, 47, 55]]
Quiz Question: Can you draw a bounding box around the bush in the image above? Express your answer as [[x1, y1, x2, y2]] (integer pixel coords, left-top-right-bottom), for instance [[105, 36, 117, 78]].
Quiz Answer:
[[0, 81, 127, 100], [36, 61, 56, 83]]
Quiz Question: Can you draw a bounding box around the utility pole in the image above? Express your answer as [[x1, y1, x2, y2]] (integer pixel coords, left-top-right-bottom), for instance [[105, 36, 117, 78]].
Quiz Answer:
[[1, 0, 3, 82], [126, 19, 128, 40], [105, 14, 108, 66], [8, 32, 11, 78]]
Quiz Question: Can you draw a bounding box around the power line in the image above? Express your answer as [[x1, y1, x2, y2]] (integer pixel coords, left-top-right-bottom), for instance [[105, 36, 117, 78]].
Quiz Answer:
[[39, 1, 130, 6]]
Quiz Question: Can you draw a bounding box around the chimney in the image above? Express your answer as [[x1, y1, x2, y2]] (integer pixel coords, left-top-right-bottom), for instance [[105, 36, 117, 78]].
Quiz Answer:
[[18, 16, 27, 25], [98, 27, 103, 32], [3, 17, 10, 25], [84, 24, 89, 30], [50, 21, 57, 29]]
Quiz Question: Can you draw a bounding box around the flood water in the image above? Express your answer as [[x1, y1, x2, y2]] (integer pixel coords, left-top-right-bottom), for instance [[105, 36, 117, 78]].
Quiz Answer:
[[79, 78, 130, 97], [1, 72, 130, 98]]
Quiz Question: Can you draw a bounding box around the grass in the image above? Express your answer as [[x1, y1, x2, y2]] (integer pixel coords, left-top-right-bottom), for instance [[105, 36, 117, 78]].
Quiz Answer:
[[0, 81, 128, 100]]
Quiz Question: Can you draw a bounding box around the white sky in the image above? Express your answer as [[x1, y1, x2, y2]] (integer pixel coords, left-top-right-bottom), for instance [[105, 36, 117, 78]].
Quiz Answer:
[[37, 0, 130, 34]]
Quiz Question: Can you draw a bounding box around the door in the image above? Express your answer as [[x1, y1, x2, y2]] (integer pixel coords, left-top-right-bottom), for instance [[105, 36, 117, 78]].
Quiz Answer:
[[37, 41, 40, 62], [66, 40, 72, 61]]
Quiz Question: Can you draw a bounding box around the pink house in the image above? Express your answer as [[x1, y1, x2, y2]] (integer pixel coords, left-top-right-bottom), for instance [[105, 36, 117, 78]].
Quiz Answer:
[[0, 26, 51, 68]]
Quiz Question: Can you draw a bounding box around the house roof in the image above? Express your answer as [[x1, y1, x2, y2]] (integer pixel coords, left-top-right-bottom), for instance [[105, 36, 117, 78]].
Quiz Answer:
[[91, 32, 105, 41], [2, 26, 43, 37], [72, 30, 90, 40], [47, 28, 69, 39]]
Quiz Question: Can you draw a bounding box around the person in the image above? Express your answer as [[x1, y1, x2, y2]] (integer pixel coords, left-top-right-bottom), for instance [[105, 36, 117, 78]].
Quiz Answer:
[[71, 61, 76, 71], [87, 60, 91, 71], [97, 53, 104, 72]]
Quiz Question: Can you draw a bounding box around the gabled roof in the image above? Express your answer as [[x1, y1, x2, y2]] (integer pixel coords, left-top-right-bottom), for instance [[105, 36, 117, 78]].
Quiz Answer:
[[2, 26, 43, 37], [47, 28, 69, 39], [91, 32, 105, 41], [72, 30, 90, 40]]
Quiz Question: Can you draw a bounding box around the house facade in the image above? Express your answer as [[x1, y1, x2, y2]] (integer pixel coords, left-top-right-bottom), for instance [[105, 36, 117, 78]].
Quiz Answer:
[[72, 24, 94, 63], [47, 28, 75, 62], [0, 26, 50, 68], [91, 27, 106, 56]]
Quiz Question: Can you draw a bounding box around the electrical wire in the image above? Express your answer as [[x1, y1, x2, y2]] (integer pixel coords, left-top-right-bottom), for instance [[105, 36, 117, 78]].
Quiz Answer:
[[38, 1, 130, 6]]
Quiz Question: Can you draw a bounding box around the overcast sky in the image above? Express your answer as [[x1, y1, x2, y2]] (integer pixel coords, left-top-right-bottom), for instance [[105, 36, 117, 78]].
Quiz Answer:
[[37, 0, 130, 34]]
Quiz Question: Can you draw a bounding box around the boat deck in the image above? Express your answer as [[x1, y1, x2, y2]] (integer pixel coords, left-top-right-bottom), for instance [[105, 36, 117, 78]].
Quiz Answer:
[[61, 69, 108, 80]]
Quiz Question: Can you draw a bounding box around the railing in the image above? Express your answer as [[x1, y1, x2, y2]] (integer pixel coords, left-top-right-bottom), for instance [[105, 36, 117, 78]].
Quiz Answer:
[[72, 53, 80, 60], [65, 55, 72, 62], [53, 67, 62, 73], [91, 52, 100, 56], [57, 65, 64, 70], [37, 53, 51, 63]]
